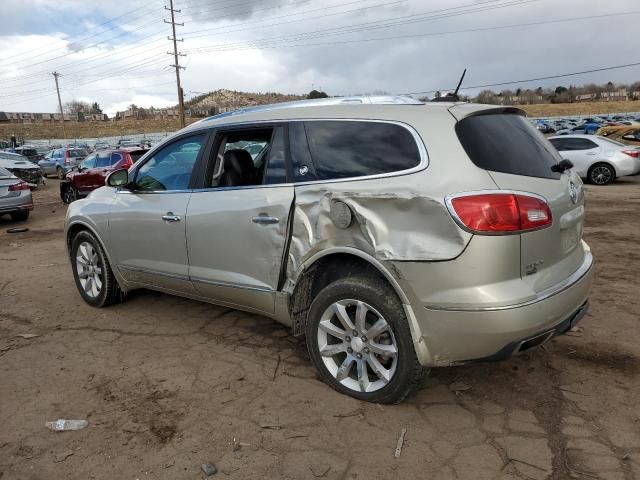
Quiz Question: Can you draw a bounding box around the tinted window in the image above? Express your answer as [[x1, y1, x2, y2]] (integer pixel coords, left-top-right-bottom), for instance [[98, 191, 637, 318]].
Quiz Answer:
[[302, 121, 421, 181], [96, 152, 112, 167], [290, 122, 316, 182], [263, 127, 287, 184], [549, 138, 568, 151], [456, 114, 562, 180], [79, 155, 97, 169], [110, 152, 124, 165], [566, 138, 598, 150], [68, 149, 87, 158], [134, 134, 205, 191], [0, 167, 13, 177]]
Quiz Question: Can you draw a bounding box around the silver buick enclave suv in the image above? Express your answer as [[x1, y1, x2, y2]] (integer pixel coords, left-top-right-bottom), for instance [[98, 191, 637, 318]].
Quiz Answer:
[[65, 97, 593, 403]]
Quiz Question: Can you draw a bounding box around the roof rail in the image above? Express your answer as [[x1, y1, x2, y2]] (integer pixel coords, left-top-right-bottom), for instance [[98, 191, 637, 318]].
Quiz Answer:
[[201, 95, 423, 122]]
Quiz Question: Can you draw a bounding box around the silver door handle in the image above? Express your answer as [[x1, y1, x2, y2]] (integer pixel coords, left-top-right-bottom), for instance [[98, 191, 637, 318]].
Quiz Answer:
[[162, 213, 181, 222], [252, 215, 279, 225]]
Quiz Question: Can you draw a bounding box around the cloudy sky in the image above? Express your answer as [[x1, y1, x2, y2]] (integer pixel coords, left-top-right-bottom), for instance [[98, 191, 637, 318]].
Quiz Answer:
[[1, 0, 639, 115]]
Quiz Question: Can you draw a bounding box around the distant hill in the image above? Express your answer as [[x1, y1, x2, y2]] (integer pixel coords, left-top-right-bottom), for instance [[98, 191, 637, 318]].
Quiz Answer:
[[185, 89, 306, 112]]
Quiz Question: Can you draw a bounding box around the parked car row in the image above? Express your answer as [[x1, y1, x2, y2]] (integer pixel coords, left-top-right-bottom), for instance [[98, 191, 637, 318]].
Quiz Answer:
[[533, 114, 640, 136]]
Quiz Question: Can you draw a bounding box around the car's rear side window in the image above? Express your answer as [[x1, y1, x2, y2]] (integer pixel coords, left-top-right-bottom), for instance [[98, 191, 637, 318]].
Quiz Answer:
[[456, 114, 562, 180], [300, 120, 421, 181]]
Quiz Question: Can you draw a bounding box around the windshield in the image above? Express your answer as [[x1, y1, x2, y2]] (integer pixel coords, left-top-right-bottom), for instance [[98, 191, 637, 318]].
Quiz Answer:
[[0, 166, 13, 177]]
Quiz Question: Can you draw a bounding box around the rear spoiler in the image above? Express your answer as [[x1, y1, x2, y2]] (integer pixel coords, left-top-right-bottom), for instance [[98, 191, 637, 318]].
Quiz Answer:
[[448, 104, 526, 122]]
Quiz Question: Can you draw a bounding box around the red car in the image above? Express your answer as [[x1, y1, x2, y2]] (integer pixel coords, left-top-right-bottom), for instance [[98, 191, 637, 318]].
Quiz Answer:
[[60, 149, 139, 203]]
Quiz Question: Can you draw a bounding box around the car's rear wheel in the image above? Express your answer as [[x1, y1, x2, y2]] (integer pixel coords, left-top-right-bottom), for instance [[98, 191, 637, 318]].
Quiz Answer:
[[56, 166, 65, 180], [306, 275, 424, 404], [71, 230, 121, 307], [62, 184, 78, 204], [10, 210, 29, 222], [588, 163, 615, 185]]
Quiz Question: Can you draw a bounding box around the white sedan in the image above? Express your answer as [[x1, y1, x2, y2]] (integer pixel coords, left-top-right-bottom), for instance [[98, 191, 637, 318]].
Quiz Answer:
[[548, 135, 640, 185]]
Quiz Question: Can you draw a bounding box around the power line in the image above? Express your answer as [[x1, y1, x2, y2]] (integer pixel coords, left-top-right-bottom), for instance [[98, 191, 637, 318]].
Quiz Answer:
[[401, 61, 640, 96], [10, 0, 160, 67], [181, 0, 408, 41], [184, 0, 541, 53], [182, 11, 640, 55]]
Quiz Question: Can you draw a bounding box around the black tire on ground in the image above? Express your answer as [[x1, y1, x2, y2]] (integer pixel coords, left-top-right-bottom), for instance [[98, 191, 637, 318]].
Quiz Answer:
[[62, 184, 78, 204], [70, 230, 121, 308], [305, 274, 425, 404], [56, 167, 65, 180], [10, 210, 29, 222], [588, 163, 615, 185]]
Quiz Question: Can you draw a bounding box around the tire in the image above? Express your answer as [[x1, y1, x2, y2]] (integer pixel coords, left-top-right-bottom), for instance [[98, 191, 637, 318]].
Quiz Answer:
[[62, 184, 78, 204], [588, 163, 615, 185], [305, 275, 424, 404], [10, 210, 29, 222], [70, 230, 121, 307], [56, 166, 66, 180]]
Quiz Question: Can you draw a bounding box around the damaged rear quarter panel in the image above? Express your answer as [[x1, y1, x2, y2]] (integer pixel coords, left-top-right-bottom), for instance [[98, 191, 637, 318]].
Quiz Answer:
[[282, 109, 501, 298]]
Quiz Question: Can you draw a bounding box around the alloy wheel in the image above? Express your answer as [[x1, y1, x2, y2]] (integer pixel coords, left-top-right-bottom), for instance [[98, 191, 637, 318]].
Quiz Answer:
[[590, 165, 612, 185], [316, 299, 398, 393], [63, 186, 77, 203], [76, 241, 103, 298]]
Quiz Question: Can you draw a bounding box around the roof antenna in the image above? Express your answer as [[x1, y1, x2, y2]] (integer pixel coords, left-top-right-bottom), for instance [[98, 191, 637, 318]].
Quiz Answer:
[[431, 68, 467, 102]]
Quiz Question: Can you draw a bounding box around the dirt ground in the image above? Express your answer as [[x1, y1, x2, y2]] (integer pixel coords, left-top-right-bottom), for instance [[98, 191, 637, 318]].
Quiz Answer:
[[0, 177, 639, 480]]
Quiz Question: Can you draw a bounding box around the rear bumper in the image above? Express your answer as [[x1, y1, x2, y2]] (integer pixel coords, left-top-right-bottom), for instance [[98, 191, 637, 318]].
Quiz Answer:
[[0, 194, 33, 214], [407, 247, 594, 366]]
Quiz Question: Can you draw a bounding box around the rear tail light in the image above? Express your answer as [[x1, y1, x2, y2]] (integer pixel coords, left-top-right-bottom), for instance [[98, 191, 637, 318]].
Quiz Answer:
[[447, 192, 552, 234], [64, 151, 70, 165], [622, 149, 639, 158], [9, 181, 30, 191]]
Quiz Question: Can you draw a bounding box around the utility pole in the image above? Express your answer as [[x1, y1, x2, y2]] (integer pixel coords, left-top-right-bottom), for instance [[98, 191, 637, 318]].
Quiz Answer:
[[165, 0, 186, 128], [52, 71, 67, 139]]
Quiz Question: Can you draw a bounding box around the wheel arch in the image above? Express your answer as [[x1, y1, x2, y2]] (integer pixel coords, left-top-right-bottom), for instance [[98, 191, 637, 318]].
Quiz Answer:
[[288, 247, 411, 335], [66, 221, 126, 291]]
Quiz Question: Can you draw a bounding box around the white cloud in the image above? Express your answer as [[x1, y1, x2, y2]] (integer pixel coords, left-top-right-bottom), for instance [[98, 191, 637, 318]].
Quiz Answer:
[[1, 0, 639, 116]]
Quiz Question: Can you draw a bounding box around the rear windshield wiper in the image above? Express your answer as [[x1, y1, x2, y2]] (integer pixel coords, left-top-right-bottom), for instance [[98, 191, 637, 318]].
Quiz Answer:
[[551, 159, 573, 173]]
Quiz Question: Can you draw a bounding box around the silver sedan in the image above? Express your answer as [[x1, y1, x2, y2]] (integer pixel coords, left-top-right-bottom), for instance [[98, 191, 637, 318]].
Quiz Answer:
[[0, 167, 33, 221]]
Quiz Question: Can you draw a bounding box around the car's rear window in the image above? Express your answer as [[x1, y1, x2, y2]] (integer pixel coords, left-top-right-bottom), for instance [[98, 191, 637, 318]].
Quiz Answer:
[[456, 114, 562, 180], [300, 120, 422, 181], [68, 149, 86, 158]]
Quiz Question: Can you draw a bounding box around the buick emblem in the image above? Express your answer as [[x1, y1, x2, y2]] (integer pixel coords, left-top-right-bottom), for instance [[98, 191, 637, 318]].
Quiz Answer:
[[568, 181, 578, 204]]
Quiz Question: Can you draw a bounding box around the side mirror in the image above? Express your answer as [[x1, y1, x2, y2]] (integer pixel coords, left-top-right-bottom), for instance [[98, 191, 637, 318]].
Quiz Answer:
[[551, 159, 574, 173], [106, 169, 129, 188]]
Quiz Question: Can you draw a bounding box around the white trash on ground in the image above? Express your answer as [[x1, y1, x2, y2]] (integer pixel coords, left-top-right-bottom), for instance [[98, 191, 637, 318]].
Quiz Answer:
[[46, 419, 89, 431]]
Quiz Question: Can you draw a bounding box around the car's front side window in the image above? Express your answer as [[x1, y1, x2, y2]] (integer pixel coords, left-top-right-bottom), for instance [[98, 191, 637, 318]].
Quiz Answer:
[[134, 134, 205, 191]]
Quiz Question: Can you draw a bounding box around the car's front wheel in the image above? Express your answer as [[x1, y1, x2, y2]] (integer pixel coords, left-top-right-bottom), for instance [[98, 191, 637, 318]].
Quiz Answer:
[[71, 230, 121, 307], [62, 184, 78, 204], [306, 275, 424, 403]]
